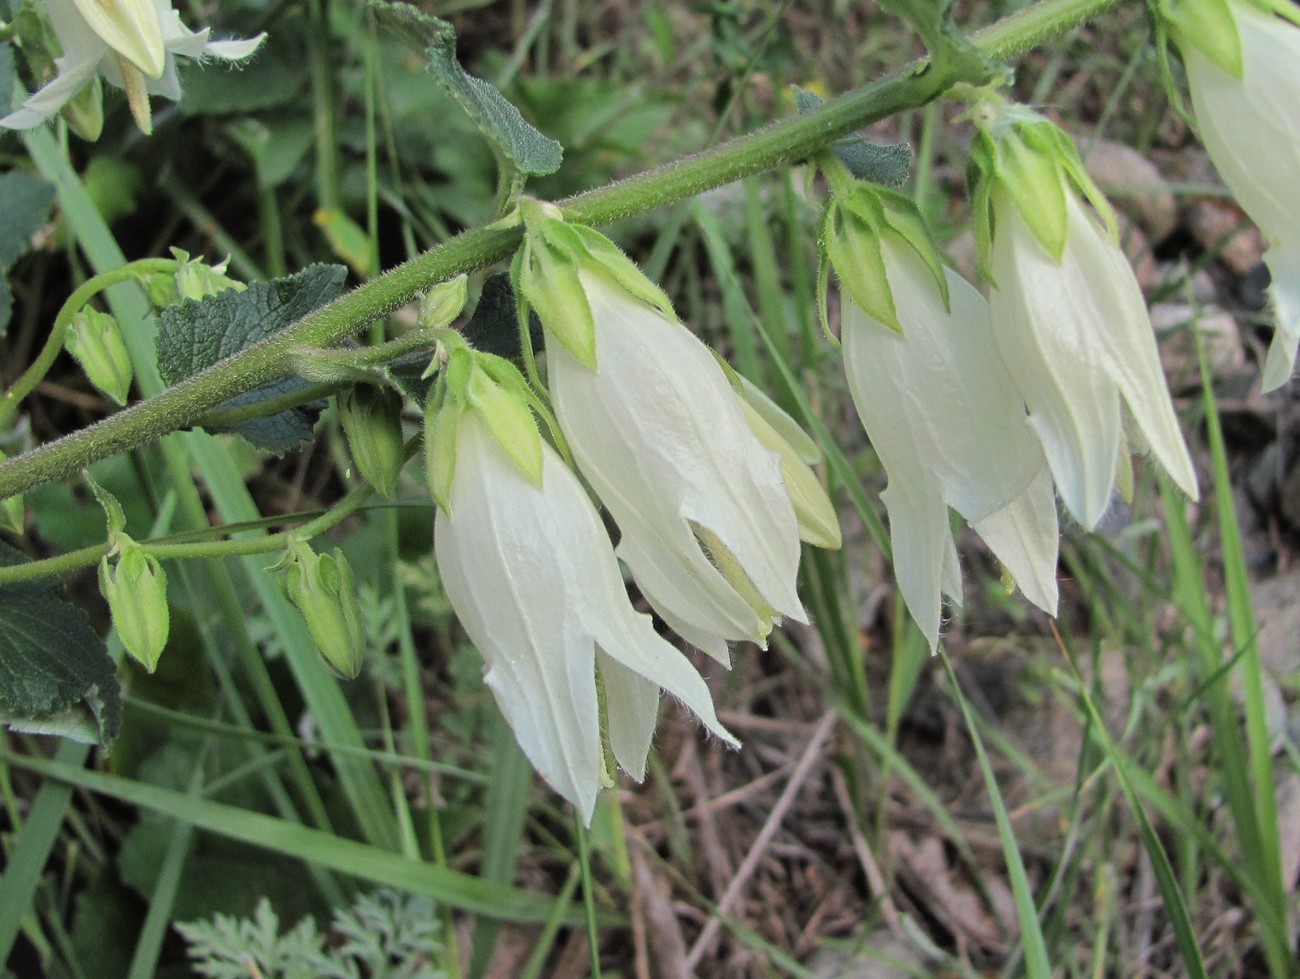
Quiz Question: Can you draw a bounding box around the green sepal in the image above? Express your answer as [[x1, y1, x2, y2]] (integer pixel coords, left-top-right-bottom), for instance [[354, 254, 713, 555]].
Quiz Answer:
[[822, 200, 900, 333], [1161, 0, 1243, 76], [997, 125, 1069, 262], [731, 372, 821, 465], [425, 382, 460, 514], [417, 274, 469, 331], [967, 132, 998, 280], [569, 225, 677, 319], [276, 542, 365, 679], [98, 541, 170, 672], [61, 77, 104, 143], [465, 356, 544, 487], [515, 234, 597, 369], [712, 366, 840, 549], [1049, 124, 1119, 242], [338, 384, 406, 497], [84, 471, 127, 537], [65, 307, 133, 406], [875, 186, 951, 311]]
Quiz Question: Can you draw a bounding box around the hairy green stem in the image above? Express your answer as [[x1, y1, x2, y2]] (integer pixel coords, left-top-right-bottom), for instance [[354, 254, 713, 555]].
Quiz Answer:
[[0, 0, 1124, 503]]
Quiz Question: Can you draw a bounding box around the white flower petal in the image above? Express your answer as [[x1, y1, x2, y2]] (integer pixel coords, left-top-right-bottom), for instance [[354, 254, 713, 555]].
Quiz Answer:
[[970, 469, 1060, 614], [70, 0, 165, 76], [435, 412, 731, 823], [549, 270, 804, 652], [989, 185, 1197, 522], [1061, 195, 1198, 500], [879, 479, 956, 652], [1182, 4, 1300, 391], [1262, 246, 1300, 390], [0, 57, 102, 129], [841, 242, 1059, 648], [989, 189, 1123, 528]]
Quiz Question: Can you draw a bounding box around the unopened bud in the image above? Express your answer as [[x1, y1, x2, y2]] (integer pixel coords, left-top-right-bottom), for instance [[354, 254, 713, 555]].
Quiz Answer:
[[175, 254, 242, 302], [417, 275, 469, 331], [66, 308, 132, 405], [99, 540, 169, 671], [278, 543, 366, 679], [338, 384, 406, 497]]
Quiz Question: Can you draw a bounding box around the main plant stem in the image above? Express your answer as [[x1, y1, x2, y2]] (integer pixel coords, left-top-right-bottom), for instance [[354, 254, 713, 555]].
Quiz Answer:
[[0, 0, 1123, 502]]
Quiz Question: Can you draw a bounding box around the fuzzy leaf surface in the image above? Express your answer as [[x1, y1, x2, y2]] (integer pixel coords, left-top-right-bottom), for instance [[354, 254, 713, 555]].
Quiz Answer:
[[374, 0, 563, 177], [0, 542, 121, 746], [156, 265, 346, 454]]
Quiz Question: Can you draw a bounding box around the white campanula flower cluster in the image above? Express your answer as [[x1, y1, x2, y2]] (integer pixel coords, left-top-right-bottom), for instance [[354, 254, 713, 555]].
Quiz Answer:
[[1160, 0, 1300, 390], [821, 95, 1202, 652], [426, 205, 840, 821]]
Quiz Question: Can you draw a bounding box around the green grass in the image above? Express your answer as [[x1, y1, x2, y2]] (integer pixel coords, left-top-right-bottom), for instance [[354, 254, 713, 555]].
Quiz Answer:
[[2, 0, 1297, 976]]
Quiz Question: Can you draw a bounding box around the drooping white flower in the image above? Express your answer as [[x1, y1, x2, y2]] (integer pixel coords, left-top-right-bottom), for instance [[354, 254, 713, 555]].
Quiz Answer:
[[1172, 0, 1300, 390], [543, 269, 806, 663], [841, 239, 1059, 651], [434, 409, 737, 824], [968, 103, 1199, 529], [987, 185, 1198, 527], [1, 0, 264, 136]]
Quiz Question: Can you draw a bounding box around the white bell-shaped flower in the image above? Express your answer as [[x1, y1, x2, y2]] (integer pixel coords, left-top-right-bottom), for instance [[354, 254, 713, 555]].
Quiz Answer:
[[1176, 0, 1300, 391], [434, 411, 737, 824], [987, 184, 1199, 528], [1, 0, 264, 135], [842, 241, 1060, 651], [546, 270, 806, 662]]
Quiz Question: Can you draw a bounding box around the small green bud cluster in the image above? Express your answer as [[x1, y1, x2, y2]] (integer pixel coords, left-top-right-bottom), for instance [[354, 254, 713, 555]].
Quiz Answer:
[[145, 249, 245, 309]]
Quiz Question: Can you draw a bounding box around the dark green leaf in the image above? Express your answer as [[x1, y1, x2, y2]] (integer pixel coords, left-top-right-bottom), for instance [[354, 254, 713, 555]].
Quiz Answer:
[[462, 272, 542, 361], [792, 87, 911, 186], [0, 170, 56, 267], [156, 265, 347, 454], [0, 542, 121, 747], [373, 0, 563, 177], [178, 47, 307, 115]]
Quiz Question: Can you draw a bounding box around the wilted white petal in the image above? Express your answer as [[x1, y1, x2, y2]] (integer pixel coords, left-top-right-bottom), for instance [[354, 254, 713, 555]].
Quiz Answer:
[[1182, 2, 1300, 390], [435, 413, 734, 822], [548, 271, 805, 656], [842, 242, 1059, 649], [989, 186, 1197, 527]]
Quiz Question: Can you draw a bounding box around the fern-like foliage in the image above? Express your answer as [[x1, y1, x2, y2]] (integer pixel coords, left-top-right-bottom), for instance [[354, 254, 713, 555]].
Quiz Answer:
[[176, 889, 444, 979]]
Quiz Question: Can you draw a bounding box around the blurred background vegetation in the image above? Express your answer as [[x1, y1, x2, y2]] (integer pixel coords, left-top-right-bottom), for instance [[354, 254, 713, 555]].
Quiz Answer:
[[1, 0, 1297, 976]]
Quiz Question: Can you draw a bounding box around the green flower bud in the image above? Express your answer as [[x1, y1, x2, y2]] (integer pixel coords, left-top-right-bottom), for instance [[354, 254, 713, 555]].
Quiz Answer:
[[278, 543, 366, 679], [417, 274, 469, 331], [175, 253, 243, 302], [99, 540, 169, 671], [144, 249, 244, 308], [338, 384, 406, 497], [66, 307, 132, 405]]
